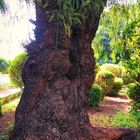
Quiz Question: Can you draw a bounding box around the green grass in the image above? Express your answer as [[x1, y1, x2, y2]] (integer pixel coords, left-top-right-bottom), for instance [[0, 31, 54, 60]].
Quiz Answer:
[[2, 98, 20, 113], [111, 112, 139, 128], [91, 111, 139, 128], [0, 98, 19, 140], [0, 122, 14, 140], [0, 83, 15, 91]]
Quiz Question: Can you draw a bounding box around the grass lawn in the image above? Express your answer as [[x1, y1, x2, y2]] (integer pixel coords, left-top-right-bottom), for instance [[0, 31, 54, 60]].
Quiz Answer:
[[90, 111, 139, 128], [2, 98, 20, 113], [0, 98, 20, 140]]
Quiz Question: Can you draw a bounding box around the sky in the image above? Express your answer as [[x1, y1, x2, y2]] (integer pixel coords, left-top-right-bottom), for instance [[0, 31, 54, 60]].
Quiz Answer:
[[0, 0, 35, 60]]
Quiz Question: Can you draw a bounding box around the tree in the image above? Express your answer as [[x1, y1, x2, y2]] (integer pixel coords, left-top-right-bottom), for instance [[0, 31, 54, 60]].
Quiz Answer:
[[93, 2, 140, 82], [0, 58, 9, 73], [1, 0, 107, 139]]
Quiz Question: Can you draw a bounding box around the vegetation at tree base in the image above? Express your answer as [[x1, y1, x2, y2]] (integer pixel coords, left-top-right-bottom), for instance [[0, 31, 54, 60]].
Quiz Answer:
[[0, 58, 9, 74], [48, 0, 105, 37], [130, 103, 140, 123], [92, 111, 139, 128], [126, 83, 140, 103], [8, 53, 27, 89], [0, 122, 14, 140], [88, 84, 103, 107]]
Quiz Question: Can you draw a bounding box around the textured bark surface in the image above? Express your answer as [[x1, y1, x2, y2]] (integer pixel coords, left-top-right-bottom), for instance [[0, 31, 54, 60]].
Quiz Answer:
[[10, 0, 106, 140]]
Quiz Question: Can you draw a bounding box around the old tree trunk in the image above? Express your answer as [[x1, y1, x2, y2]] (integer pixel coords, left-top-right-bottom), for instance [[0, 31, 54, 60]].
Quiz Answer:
[[10, 0, 106, 139]]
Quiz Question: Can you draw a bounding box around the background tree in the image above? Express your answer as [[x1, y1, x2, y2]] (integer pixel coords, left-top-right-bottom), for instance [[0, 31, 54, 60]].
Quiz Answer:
[[0, 58, 9, 73], [92, 1, 140, 82]]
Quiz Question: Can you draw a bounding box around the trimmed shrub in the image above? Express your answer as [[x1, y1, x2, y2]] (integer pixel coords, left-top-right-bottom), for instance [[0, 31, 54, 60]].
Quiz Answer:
[[0, 58, 9, 74], [9, 53, 28, 89], [88, 84, 103, 107], [126, 83, 140, 103], [100, 64, 123, 78], [108, 78, 123, 96], [95, 70, 115, 96]]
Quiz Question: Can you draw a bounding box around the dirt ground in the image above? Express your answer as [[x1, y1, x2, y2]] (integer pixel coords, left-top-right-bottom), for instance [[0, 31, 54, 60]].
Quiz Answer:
[[0, 112, 14, 133], [88, 96, 131, 126]]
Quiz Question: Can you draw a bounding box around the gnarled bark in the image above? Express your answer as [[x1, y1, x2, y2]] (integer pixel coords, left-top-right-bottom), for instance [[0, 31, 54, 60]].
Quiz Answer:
[[10, 0, 106, 139]]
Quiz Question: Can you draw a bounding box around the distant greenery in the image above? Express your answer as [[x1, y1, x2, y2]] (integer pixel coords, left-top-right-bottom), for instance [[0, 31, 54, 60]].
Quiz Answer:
[[49, 0, 105, 37], [0, 58, 9, 74], [100, 63, 124, 78], [9, 53, 28, 89], [127, 83, 140, 103], [93, 2, 140, 82], [0, 122, 14, 140]]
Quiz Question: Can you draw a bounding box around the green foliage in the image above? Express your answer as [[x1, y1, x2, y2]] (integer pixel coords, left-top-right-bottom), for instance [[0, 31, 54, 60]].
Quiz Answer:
[[100, 63, 123, 77], [109, 78, 123, 96], [0, 92, 21, 105], [93, 2, 140, 82], [92, 28, 113, 64], [95, 70, 115, 96], [9, 53, 28, 89], [0, 122, 14, 140], [122, 59, 140, 83], [120, 65, 133, 84], [49, 0, 105, 36], [130, 103, 140, 122], [91, 111, 139, 128], [0, 0, 7, 12], [126, 83, 140, 103], [0, 58, 9, 74], [0, 92, 21, 115], [120, 15, 140, 82], [0, 133, 8, 140], [88, 84, 103, 107]]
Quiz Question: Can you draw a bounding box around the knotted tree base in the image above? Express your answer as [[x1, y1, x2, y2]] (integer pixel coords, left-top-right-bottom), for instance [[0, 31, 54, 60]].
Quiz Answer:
[[10, 49, 95, 140]]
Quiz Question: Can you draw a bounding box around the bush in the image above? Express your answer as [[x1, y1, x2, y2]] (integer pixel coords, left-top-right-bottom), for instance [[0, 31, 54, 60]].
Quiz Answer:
[[88, 84, 103, 107], [120, 66, 134, 84], [9, 53, 28, 89], [0, 58, 10, 74], [0, 122, 14, 140], [95, 70, 115, 96], [126, 83, 140, 103], [108, 78, 123, 96], [100, 64, 123, 78], [130, 103, 140, 122]]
